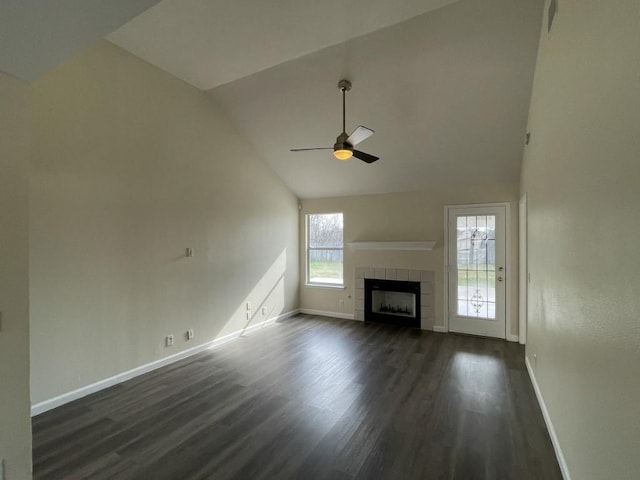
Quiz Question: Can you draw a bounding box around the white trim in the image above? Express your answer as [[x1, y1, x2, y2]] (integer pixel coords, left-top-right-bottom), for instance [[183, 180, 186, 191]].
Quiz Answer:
[[303, 284, 345, 290], [443, 206, 450, 333], [519, 193, 528, 344], [525, 356, 571, 480], [299, 308, 355, 320], [347, 241, 436, 251], [443, 202, 511, 340], [444, 202, 512, 209], [505, 202, 512, 341], [31, 309, 300, 416], [305, 212, 344, 286], [506, 333, 519, 342], [433, 325, 447, 333]]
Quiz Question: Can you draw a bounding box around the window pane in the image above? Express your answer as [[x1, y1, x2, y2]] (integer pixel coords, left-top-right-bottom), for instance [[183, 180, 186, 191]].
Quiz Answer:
[[455, 214, 496, 319], [309, 249, 343, 284], [309, 213, 343, 248]]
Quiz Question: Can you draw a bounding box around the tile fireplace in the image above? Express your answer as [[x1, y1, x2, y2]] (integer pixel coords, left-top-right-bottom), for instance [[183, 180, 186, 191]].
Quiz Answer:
[[355, 267, 435, 330]]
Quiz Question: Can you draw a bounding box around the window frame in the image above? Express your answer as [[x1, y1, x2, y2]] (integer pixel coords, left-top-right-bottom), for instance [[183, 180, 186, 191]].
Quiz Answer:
[[305, 212, 344, 288]]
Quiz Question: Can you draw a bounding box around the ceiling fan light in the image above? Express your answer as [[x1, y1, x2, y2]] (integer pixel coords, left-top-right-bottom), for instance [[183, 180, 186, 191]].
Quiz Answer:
[[334, 149, 353, 160]]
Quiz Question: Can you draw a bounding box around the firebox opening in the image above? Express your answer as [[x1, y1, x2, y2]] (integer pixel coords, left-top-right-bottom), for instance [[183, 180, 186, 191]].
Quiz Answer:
[[364, 278, 421, 328], [371, 290, 415, 317]]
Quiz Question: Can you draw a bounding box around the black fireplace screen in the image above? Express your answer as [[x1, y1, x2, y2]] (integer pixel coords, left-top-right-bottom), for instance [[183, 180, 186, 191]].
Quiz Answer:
[[364, 278, 420, 328]]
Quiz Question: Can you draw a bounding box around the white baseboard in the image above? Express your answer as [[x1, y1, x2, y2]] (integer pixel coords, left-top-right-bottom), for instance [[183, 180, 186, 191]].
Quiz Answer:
[[525, 356, 571, 480], [31, 309, 299, 417], [299, 308, 355, 320], [431, 325, 517, 340]]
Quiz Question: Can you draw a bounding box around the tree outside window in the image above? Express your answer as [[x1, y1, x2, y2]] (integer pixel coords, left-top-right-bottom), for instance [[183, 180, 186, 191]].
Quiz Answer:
[[307, 213, 343, 285]]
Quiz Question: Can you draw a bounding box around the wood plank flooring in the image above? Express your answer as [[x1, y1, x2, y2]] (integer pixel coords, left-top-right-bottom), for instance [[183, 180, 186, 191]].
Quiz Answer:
[[32, 315, 562, 480]]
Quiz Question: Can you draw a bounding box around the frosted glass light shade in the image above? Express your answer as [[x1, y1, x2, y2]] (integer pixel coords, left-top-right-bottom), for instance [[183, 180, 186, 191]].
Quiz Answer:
[[333, 149, 353, 160]]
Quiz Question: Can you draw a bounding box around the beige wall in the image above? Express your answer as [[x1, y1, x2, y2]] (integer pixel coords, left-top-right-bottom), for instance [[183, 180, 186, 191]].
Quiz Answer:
[[0, 75, 32, 479], [521, 1, 640, 479], [29, 41, 299, 405], [300, 183, 520, 336]]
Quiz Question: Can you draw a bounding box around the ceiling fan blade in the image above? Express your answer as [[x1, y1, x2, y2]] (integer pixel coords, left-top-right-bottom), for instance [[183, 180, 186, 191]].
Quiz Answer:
[[290, 147, 333, 152], [353, 150, 379, 163], [346, 125, 374, 146]]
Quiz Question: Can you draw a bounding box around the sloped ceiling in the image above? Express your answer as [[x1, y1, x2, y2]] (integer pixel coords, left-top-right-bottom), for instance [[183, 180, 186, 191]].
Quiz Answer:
[[110, 0, 544, 198], [2, 0, 544, 199], [0, 0, 161, 81], [107, 0, 461, 90], [208, 0, 544, 197]]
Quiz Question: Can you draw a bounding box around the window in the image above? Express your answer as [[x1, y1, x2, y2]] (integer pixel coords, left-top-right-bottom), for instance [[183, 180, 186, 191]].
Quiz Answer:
[[307, 213, 344, 286]]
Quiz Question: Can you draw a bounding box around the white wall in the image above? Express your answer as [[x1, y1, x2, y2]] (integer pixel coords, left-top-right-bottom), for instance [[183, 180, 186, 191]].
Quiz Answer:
[[300, 183, 520, 336], [521, 1, 640, 478], [0, 74, 32, 479], [29, 41, 299, 405]]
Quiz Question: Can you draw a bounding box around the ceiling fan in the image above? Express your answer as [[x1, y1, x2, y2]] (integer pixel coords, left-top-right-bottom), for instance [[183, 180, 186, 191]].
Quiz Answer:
[[290, 79, 379, 163]]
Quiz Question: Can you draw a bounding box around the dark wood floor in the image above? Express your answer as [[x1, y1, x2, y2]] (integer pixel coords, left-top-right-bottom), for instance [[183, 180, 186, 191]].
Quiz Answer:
[[32, 315, 562, 480]]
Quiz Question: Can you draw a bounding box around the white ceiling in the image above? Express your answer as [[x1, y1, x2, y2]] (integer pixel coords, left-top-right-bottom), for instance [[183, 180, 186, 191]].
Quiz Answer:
[[108, 0, 544, 199], [2, 0, 544, 199], [208, 0, 544, 198], [0, 0, 161, 81], [107, 0, 461, 90]]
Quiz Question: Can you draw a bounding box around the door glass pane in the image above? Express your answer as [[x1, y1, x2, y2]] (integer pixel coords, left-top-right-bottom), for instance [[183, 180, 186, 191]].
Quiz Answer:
[[456, 215, 496, 319]]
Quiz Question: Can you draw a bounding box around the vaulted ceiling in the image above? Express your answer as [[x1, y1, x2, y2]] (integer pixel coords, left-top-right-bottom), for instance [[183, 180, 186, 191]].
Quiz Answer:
[[107, 0, 462, 90], [2, 0, 544, 199], [0, 0, 161, 81]]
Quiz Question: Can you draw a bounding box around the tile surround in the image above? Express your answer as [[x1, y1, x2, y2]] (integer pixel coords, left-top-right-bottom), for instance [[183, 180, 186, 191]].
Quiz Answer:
[[354, 267, 435, 330]]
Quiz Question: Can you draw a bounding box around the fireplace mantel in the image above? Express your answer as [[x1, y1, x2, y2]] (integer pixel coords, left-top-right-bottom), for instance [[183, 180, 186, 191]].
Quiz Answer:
[[347, 241, 436, 251]]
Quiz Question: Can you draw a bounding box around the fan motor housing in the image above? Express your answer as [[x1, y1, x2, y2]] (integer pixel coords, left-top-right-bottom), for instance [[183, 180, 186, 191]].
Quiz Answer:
[[333, 142, 353, 152]]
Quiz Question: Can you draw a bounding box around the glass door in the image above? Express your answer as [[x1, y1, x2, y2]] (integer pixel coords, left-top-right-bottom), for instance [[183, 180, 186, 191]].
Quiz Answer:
[[447, 205, 507, 338]]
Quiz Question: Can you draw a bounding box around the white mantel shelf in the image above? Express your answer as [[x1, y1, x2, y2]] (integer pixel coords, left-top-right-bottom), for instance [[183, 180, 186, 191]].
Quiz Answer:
[[347, 241, 436, 251]]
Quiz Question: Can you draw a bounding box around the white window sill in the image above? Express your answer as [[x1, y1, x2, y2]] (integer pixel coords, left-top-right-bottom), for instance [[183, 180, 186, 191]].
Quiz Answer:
[[304, 283, 345, 290]]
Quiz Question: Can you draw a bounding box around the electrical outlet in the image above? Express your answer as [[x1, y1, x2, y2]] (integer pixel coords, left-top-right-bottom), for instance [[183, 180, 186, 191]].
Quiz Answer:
[[261, 306, 268, 316], [166, 335, 174, 347], [338, 299, 345, 308], [246, 302, 251, 311], [187, 329, 194, 340]]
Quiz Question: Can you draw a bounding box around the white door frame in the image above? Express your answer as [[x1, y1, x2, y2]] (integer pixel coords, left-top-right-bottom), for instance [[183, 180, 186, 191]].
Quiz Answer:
[[518, 193, 527, 344], [443, 202, 512, 338]]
